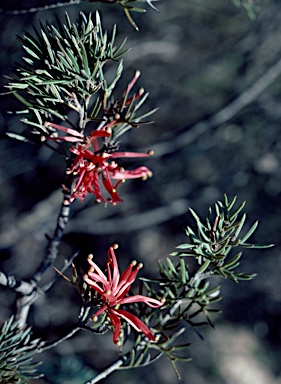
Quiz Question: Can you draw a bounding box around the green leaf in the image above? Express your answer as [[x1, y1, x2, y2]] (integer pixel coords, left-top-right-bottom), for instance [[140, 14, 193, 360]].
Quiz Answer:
[[5, 133, 28, 142], [239, 220, 258, 243], [197, 260, 210, 274]]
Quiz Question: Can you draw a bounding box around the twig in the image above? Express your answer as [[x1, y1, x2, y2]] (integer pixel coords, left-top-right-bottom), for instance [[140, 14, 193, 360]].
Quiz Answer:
[[38, 326, 81, 353], [67, 198, 190, 234], [0, 1, 82, 15], [0, 189, 62, 250], [41, 251, 79, 294], [84, 359, 124, 384], [148, 55, 281, 157]]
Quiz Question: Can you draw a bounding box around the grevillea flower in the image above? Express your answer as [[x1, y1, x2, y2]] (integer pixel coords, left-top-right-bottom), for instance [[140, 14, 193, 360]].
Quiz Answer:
[[83, 245, 163, 344], [43, 123, 153, 205]]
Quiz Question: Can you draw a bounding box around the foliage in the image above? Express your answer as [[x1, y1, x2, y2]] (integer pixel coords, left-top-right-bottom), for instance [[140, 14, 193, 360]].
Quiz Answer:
[[102, 196, 273, 376], [232, 0, 266, 18], [0, 316, 43, 383], [0, 0, 274, 383], [6, 12, 155, 145]]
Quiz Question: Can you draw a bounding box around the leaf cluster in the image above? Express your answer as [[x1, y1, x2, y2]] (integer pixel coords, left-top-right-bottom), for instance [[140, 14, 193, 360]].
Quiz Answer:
[[6, 12, 155, 145], [6, 12, 126, 125], [171, 195, 273, 282], [0, 316, 44, 383], [132, 195, 273, 375]]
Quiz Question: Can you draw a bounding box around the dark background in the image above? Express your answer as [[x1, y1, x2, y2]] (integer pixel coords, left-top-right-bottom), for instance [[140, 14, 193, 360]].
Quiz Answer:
[[0, 1, 281, 383]]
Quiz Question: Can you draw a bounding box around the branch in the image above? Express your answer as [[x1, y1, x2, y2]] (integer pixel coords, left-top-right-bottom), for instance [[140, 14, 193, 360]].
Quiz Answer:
[[148, 55, 281, 157], [0, 1, 82, 14], [0, 189, 62, 250], [2, 57, 281, 245], [38, 326, 81, 353], [67, 198, 190, 234], [84, 359, 124, 384], [0, 271, 35, 295], [15, 247, 77, 327], [31, 190, 72, 284]]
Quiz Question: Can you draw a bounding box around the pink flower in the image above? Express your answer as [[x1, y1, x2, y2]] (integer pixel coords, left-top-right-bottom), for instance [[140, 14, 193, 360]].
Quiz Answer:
[[43, 123, 153, 205], [84, 245, 163, 344], [69, 143, 153, 205]]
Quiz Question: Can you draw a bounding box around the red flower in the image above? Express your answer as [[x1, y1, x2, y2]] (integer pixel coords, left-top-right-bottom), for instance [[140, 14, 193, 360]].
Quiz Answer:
[[83, 245, 163, 344], [43, 123, 153, 205]]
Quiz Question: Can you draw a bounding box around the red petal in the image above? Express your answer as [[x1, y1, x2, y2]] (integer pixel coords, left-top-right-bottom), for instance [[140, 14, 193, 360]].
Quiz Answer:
[[90, 130, 111, 138], [110, 152, 150, 159], [84, 276, 105, 296], [92, 171, 106, 203], [110, 167, 152, 180], [47, 122, 84, 137], [115, 309, 155, 341], [107, 246, 120, 292], [120, 295, 163, 308], [46, 136, 84, 142], [107, 310, 122, 344]]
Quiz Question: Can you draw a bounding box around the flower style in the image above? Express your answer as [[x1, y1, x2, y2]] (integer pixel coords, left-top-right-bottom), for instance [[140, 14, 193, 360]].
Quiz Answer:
[[83, 245, 163, 344], [44, 123, 153, 205]]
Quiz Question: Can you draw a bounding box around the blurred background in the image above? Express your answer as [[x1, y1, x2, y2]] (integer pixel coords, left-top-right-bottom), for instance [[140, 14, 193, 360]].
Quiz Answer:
[[0, 0, 281, 383]]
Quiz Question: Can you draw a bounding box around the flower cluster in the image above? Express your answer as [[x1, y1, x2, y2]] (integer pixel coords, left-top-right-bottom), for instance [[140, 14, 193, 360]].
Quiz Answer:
[[84, 245, 163, 344], [44, 122, 153, 205]]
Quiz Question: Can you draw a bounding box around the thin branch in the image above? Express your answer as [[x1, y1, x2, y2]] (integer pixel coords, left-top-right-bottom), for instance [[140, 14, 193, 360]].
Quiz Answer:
[[84, 359, 124, 384], [0, 271, 35, 295], [0, 1, 82, 15], [83, 344, 162, 384], [0, 189, 62, 250], [2, 56, 281, 248], [38, 326, 81, 353], [67, 198, 190, 234], [31, 190, 72, 284], [41, 252, 79, 294], [148, 55, 281, 157]]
